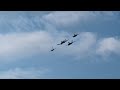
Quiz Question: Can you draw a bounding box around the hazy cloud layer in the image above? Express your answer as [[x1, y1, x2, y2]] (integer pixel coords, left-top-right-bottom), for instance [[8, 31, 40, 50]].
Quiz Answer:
[[0, 11, 119, 33], [0, 67, 49, 79]]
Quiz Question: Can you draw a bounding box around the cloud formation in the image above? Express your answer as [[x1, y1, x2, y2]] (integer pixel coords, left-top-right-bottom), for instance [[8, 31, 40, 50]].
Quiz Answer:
[[42, 11, 119, 28], [0, 11, 119, 61], [0, 29, 119, 62], [0, 67, 49, 79], [0, 11, 119, 33], [96, 37, 120, 57], [42, 11, 96, 27], [0, 31, 54, 61]]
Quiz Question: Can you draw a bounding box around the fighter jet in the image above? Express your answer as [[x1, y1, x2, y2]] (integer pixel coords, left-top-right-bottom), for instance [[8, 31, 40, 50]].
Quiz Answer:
[[67, 40, 75, 46], [57, 39, 69, 45], [73, 33, 79, 37], [50, 47, 56, 51]]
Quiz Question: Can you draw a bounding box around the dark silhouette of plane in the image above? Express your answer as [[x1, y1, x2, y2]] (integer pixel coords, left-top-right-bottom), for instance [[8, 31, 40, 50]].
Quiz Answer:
[[57, 39, 69, 45], [50, 47, 56, 51], [73, 33, 79, 37], [67, 40, 75, 46]]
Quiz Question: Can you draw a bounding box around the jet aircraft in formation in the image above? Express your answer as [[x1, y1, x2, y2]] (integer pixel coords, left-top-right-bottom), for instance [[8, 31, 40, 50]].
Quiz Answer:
[[50, 33, 79, 51], [73, 33, 79, 37], [57, 39, 69, 45], [67, 40, 75, 46], [50, 47, 56, 52]]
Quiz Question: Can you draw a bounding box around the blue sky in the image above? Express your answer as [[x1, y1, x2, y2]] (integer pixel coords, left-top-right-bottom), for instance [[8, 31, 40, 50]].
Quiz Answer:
[[0, 11, 120, 79]]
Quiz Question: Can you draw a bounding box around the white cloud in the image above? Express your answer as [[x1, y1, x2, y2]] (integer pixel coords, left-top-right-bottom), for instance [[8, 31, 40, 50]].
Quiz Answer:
[[0, 29, 119, 62], [0, 30, 97, 61], [0, 31, 54, 61], [96, 37, 120, 57], [42, 11, 96, 27], [0, 67, 49, 79], [42, 11, 119, 28], [1, 29, 120, 62]]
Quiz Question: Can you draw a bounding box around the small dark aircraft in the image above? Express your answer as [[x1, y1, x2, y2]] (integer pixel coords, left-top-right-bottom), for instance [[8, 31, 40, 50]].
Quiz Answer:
[[73, 33, 79, 37], [67, 40, 75, 46], [50, 47, 56, 51], [57, 39, 69, 45]]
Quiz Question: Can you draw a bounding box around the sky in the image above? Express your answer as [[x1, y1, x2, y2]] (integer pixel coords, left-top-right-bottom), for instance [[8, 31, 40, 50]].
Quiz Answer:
[[0, 11, 120, 79]]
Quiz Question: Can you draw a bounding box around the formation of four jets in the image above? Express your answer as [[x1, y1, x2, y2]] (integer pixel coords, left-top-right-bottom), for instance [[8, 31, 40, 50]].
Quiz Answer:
[[50, 33, 79, 51]]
